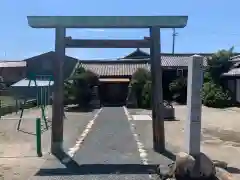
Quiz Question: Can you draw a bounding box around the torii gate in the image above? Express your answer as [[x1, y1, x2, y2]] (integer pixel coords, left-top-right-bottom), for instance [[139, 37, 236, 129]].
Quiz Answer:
[[27, 16, 188, 154]]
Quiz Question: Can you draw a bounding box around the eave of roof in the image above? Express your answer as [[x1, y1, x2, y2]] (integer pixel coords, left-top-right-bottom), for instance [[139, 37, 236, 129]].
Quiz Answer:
[[0, 61, 26, 68], [78, 56, 208, 76]]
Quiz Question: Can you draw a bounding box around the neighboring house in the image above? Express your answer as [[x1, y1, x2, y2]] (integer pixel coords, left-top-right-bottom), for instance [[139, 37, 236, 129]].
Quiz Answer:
[[222, 55, 240, 104], [24, 51, 78, 79], [0, 61, 26, 87], [78, 48, 211, 105], [7, 48, 237, 105], [11, 51, 78, 99]]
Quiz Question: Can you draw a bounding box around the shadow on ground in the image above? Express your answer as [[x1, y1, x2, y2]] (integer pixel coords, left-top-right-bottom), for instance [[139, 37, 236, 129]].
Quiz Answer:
[[159, 149, 176, 161], [18, 120, 52, 136], [226, 166, 240, 174], [35, 150, 159, 176]]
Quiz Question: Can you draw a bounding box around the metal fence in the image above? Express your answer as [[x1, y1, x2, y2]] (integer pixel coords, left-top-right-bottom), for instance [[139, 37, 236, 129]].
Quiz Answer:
[[0, 90, 37, 117]]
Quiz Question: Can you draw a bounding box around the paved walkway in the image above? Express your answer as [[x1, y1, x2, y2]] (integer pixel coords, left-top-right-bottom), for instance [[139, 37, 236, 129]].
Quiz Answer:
[[30, 107, 157, 180]]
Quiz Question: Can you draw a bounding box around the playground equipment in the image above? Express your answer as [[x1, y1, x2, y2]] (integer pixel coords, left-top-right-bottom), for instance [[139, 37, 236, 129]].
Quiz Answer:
[[17, 74, 54, 131]]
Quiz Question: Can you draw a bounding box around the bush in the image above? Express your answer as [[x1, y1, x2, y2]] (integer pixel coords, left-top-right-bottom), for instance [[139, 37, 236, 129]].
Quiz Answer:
[[141, 80, 152, 109], [64, 67, 99, 107], [201, 82, 231, 108], [64, 80, 75, 105], [201, 48, 234, 108], [169, 77, 187, 104], [130, 68, 151, 107]]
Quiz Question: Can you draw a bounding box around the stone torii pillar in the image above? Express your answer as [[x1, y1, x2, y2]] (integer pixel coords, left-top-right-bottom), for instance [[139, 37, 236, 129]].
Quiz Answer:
[[51, 27, 66, 153], [149, 27, 165, 152]]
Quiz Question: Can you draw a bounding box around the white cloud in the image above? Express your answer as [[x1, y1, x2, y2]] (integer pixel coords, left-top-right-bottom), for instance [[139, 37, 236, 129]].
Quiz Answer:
[[83, 29, 105, 32]]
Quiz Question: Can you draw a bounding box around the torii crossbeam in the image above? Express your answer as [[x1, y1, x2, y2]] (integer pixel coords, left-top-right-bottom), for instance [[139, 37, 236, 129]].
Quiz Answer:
[[27, 16, 188, 154]]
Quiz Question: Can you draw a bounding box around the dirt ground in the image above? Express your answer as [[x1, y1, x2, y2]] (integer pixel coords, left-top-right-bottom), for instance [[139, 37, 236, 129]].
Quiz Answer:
[[0, 107, 51, 180], [129, 105, 240, 179], [0, 106, 97, 180]]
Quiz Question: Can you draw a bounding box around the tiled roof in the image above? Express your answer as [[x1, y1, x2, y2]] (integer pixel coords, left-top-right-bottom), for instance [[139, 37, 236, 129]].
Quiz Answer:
[[230, 55, 240, 62], [222, 61, 240, 77], [78, 56, 208, 76], [80, 60, 150, 76], [157, 55, 208, 67], [138, 48, 213, 57], [222, 68, 240, 77]]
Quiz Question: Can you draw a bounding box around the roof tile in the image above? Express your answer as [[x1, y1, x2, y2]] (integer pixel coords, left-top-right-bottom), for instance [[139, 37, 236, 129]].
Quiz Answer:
[[79, 55, 208, 76]]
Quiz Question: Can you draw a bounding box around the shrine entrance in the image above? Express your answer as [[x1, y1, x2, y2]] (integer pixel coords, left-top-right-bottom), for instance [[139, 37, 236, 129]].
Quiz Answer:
[[27, 16, 188, 154], [99, 78, 129, 106]]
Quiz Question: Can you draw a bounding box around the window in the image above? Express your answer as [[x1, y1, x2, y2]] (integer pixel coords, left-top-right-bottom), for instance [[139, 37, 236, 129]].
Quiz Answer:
[[177, 69, 184, 76]]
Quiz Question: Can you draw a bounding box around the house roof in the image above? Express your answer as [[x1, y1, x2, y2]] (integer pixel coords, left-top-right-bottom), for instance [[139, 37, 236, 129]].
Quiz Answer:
[[78, 56, 208, 76], [0, 61, 26, 68], [23, 51, 79, 62], [79, 60, 150, 76], [11, 78, 54, 87], [222, 68, 240, 77], [230, 55, 240, 62]]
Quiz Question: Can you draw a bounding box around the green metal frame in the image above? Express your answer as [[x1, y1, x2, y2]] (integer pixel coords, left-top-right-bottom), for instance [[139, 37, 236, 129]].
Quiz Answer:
[[17, 75, 52, 131]]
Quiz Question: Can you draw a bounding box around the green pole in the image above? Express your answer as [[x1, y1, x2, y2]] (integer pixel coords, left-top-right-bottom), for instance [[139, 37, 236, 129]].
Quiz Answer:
[[36, 118, 42, 157], [0, 100, 2, 119]]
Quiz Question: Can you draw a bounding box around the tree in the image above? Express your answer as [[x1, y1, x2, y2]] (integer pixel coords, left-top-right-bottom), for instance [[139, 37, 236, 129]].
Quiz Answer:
[[169, 76, 187, 104], [202, 48, 234, 107], [141, 80, 152, 109], [205, 47, 234, 84], [130, 68, 151, 107], [64, 67, 99, 107], [201, 82, 231, 108]]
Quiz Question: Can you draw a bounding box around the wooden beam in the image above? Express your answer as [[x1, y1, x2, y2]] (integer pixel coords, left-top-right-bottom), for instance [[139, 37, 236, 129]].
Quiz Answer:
[[27, 16, 188, 28], [65, 39, 151, 48]]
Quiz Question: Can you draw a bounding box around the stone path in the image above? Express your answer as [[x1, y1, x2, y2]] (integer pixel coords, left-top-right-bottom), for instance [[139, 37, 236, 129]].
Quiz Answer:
[[30, 107, 165, 180]]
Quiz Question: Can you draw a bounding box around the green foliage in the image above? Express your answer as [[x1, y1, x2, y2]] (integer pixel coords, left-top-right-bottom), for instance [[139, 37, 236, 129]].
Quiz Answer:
[[64, 67, 99, 107], [130, 68, 151, 107], [201, 82, 232, 108], [64, 80, 75, 105], [202, 48, 234, 108], [141, 81, 152, 109], [169, 77, 187, 104], [206, 47, 233, 84]]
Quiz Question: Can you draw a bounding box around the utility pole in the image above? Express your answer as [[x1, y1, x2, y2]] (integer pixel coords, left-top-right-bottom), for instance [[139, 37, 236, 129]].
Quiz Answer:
[[172, 28, 178, 54]]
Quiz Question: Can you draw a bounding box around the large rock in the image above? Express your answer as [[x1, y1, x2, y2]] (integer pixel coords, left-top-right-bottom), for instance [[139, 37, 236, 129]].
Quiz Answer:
[[157, 152, 216, 179], [157, 163, 176, 179], [215, 167, 235, 180], [190, 152, 216, 178], [213, 160, 228, 169], [175, 152, 196, 177], [175, 152, 216, 178], [157, 152, 196, 179]]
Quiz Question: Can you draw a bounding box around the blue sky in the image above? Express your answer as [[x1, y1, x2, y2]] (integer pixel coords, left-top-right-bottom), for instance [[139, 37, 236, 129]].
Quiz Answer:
[[0, 0, 239, 60]]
